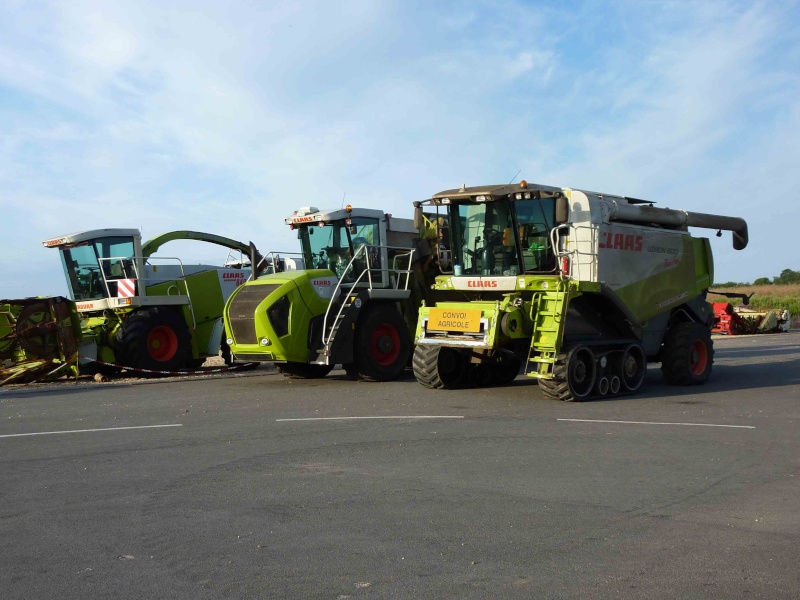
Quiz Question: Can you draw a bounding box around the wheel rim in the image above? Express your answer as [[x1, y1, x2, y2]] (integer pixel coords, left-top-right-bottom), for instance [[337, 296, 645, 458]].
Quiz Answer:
[[568, 347, 596, 397], [621, 344, 646, 391], [690, 339, 708, 375], [147, 325, 179, 362], [370, 323, 401, 366]]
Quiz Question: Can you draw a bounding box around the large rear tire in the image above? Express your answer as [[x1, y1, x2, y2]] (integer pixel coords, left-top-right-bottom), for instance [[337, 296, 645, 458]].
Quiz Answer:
[[661, 322, 713, 385], [348, 305, 412, 381], [412, 345, 468, 389], [115, 308, 191, 373], [277, 362, 333, 379]]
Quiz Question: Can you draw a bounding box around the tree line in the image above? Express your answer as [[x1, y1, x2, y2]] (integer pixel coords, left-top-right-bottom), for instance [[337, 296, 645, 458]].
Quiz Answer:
[[715, 269, 800, 287]]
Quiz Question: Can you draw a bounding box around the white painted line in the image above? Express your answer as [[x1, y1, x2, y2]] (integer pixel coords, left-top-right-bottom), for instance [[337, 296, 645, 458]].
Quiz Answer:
[[276, 416, 464, 422], [0, 424, 183, 439], [558, 419, 754, 429]]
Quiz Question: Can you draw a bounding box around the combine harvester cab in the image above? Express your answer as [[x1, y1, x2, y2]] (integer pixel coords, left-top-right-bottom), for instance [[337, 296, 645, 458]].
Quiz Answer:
[[223, 205, 436, 381], [412, 181, 748, 401], [42, 229, 262, 374]]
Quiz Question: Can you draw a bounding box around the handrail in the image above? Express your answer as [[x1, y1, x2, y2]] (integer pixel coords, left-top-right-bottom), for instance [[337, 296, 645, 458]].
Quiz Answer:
[[321, 245, 416, 345], [96, 255, 197, 329]]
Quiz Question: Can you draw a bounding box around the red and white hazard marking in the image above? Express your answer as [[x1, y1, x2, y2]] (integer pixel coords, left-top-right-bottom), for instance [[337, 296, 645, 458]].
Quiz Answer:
[[117, 278, 136, 298]]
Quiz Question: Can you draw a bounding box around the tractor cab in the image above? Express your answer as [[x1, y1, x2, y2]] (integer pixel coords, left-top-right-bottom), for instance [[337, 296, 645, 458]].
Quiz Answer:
[[417, 182, 568, 277], [288, 206, 400, 287], [42, 229, 143, 307]]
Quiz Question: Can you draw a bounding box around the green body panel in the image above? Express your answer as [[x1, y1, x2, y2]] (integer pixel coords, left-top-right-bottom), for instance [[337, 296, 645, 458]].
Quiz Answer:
[[144, 269, 227, 359], [607, 236, 713, 323], [415, 275, 574, 368], [224, 270, 335, 363]]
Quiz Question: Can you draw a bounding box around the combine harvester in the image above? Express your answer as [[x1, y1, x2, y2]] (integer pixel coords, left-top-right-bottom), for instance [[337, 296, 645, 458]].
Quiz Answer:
[[411, 180, 749, 401]]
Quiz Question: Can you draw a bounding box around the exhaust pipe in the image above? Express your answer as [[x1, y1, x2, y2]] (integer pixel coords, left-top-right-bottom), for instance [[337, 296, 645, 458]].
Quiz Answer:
[[609, 375, 621, 395], [596, 376, 610, 396]]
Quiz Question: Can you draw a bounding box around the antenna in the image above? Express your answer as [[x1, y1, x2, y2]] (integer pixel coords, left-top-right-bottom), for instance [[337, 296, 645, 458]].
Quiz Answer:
[[341, 191, 346, 208], [508, 169, 521, 184]]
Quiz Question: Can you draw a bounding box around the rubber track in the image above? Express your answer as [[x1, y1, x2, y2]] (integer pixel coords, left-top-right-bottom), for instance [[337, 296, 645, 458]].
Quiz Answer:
[[537, 357, 579, 402]]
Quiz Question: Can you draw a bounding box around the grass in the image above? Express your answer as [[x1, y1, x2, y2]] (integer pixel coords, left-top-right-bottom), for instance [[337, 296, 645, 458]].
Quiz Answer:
[[710, 283, 800, 327]]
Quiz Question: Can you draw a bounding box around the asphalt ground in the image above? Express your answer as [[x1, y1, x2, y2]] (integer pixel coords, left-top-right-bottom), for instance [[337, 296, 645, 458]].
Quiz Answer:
[[1, 332, 799, 599]]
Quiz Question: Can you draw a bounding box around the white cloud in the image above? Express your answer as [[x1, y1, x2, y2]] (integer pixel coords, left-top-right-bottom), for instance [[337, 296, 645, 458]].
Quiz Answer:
[[0, 0, 798, 294]]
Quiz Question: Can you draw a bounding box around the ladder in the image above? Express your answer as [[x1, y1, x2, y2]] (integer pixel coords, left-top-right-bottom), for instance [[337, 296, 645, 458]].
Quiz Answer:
[[525, 281, 571, 379], [311, 245, 415, 365]]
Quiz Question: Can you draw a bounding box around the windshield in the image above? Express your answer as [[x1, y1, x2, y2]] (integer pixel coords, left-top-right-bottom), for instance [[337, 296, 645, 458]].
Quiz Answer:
[[297, 217, 381, 283], [449, 198, 557, 276], [59, 236, 136, 300]]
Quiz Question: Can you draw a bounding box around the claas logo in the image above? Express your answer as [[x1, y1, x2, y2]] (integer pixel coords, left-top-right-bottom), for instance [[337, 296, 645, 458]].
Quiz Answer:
[[599, 232, 643, 252]]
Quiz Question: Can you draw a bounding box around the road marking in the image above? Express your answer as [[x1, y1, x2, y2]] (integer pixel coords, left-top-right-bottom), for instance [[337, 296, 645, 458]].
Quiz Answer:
[[558, 419, 754, 429], [276, 416, 464, 422], [0, 424, 183, 439]]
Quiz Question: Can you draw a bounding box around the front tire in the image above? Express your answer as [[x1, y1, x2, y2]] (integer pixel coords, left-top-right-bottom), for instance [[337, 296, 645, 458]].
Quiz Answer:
[[412, 345, 468, 389], [661, 322, 713, 385], [115, 308, 191, 373]]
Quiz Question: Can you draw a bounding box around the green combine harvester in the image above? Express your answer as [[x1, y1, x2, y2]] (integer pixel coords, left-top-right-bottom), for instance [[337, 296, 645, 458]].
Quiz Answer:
[[411, 180, 749, 401]]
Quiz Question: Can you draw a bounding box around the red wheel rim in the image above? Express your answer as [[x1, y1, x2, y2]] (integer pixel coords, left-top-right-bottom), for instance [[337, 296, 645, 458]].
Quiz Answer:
[[147, 325, 179, 362], [690, 340, 708, 375], [370, 324, 400, 366]]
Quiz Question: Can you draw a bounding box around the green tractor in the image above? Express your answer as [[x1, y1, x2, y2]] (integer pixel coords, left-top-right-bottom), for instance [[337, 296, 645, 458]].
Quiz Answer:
[[223, 205, 439, 381], [42, 228, 265, 374], [412, 181, 748, 400]]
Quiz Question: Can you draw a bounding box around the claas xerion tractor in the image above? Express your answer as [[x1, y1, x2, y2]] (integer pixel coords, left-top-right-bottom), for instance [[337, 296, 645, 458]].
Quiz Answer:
[[411, 180, 748, 401], [223, 205, 439, 381]]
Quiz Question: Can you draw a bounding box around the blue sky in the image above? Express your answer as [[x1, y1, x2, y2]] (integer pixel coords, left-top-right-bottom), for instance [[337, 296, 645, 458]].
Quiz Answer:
[[1, 0, 798, 297]]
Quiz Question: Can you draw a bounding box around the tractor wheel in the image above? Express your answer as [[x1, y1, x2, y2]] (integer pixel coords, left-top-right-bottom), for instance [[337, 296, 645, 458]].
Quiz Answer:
[[619, 343, 647, 392], [348, 305, 412, 381], [15, 302, 58, 359], [277, 362, 333, 379], [661, 322, 713, 385], [538, 346, 596, 402], [115, 308, 191, 374], [412, 345, 468, 389]]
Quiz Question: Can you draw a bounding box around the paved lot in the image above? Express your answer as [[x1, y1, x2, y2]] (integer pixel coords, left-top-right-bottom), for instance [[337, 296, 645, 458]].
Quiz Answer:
[[1, 333, 799, 599]]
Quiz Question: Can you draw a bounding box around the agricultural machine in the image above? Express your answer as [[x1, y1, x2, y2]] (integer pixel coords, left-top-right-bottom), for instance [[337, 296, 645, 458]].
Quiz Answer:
[[0, 297, 82, 385], [40, 228, 268, 374], [223, 205, 438, 381], [411, 180, 749, 401], [711, 303, 791, 335]]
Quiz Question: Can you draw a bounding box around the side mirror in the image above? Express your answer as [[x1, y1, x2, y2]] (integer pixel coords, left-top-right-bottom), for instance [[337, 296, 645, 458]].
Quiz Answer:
[[555, 196, 569, 224]]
